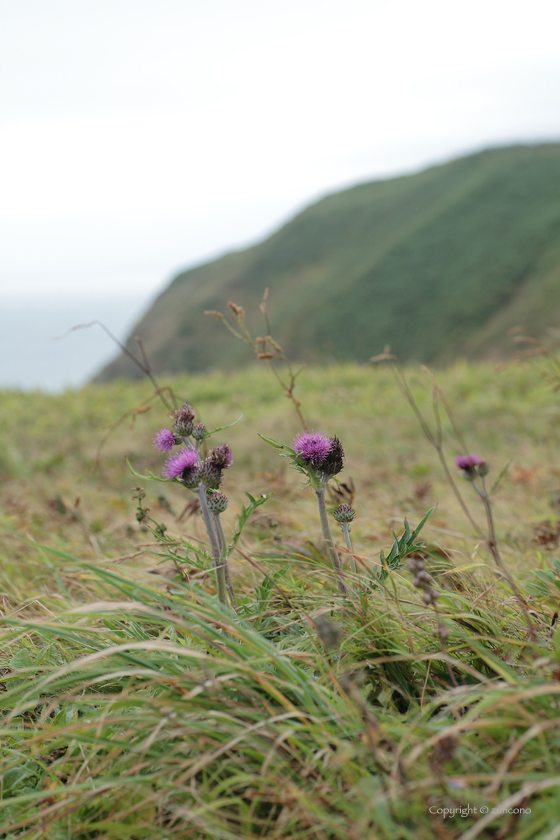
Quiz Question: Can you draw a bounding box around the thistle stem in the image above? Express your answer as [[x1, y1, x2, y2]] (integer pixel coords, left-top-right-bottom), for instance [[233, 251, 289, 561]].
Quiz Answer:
[[315, 485, 348, 595], [213, 511, 238, 609], [472, 478, 533, 634], [341, 523, 357, 575], [197, 485, 228, 606]]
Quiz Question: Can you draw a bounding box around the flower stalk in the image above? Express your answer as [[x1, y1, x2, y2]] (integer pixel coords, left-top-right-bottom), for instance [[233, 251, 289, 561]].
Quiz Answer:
[[315, 485, 348, 595], [334, 503, 357, 575], [197, 485, 228, 606]]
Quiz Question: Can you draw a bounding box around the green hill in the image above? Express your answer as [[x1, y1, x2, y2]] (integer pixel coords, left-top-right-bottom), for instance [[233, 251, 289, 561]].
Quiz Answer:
[[96, 143, 560, 380]]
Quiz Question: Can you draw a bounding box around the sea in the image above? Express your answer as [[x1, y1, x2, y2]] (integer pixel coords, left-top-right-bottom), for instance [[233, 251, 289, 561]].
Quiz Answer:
[[0, 294, 154, 392]]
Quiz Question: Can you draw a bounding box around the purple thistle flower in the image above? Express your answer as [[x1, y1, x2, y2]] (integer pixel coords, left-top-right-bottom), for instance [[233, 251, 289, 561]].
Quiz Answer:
[[162, 448, 199, 480], [292, 430, 332, 467], [454, 453, 484, 470], [153, 429, 176, 452], [455, 453, 489, 480]]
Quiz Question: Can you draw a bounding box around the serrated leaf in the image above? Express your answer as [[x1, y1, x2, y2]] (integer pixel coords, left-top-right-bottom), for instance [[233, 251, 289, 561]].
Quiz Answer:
[[225, 492, 272, 560]]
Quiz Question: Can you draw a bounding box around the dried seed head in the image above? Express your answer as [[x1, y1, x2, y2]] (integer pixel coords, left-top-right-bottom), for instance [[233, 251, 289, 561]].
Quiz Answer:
[[209, 444, 234, 469], [321, 436, 345, 477]]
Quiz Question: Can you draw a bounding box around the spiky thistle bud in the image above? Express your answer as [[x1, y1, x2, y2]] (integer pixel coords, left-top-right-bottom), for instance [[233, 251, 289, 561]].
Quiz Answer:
[[192, 422, 207, 441], [199, 458, 222, 489], [206, 491, 228, 514], [172, 401, 195, 435], [333, 503, 356, 523], [174, 418, 194, 437]]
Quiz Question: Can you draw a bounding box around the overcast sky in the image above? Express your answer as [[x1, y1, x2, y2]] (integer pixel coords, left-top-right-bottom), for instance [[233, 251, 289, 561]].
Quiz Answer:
[[2, 0, 560, 302]]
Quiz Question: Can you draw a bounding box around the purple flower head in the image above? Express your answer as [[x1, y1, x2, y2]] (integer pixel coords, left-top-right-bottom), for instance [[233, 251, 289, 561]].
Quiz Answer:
[[209, 444, 234, 469], [153, 428, 176, 452], [162, 448, 199, 480], [455, 453, 488, 480], [292, 430, 332, 467], [454, 453, 483, 470]]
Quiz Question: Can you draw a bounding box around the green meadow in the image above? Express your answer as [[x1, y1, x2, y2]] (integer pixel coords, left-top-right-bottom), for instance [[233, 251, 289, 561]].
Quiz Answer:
[[2, 358, 560, 838]]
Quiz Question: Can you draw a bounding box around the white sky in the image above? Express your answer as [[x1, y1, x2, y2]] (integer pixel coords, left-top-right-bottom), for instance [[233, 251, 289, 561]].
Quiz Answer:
[[2, 0, 560, 300]]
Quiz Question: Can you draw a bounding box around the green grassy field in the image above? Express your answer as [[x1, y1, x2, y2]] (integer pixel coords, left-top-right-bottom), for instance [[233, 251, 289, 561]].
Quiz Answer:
[[2, 358, 560, 838]]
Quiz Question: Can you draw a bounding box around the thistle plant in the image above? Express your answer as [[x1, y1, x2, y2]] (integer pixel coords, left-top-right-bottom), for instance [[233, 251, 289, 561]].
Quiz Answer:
[[263, 429, 348, 594], [150, 400, 235, 607]]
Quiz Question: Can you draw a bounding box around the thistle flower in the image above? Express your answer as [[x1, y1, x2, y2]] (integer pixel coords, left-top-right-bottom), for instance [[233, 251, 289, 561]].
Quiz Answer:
[[334, 503, 356, 523], [207, 490, 228, 514], [292, 430, 332, 467], [162, 448, 199, 480], [153, 428, 176, 452], [455, 453, 489, 479], [209, 444, 234, 469]]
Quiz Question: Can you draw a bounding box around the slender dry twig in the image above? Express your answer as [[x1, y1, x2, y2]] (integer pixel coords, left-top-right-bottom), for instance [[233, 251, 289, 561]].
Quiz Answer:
[[371, 349, 484, 538], [56, 320, 183, 470], [206, 289, 309, 429]]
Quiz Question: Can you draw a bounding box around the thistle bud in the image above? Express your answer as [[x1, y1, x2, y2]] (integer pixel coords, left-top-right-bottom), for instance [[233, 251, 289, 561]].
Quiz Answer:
[[207, 491, 228, 514], [174, 418, 194, 437], [192, 423, 207, 441], [199, 459, 222, 489], [333, 503, 356, 523]]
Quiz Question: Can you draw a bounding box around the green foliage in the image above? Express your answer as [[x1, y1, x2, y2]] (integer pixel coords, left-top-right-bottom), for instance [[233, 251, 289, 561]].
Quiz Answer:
[[224, 491, 272, 560], [374, 506, 435, 585]]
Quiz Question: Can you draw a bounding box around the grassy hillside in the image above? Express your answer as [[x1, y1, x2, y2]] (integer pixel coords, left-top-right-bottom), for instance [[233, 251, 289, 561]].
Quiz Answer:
[[3, 359, 560, 837], [97, 143, 560, 380]]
